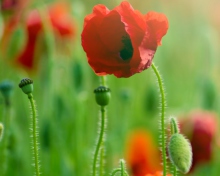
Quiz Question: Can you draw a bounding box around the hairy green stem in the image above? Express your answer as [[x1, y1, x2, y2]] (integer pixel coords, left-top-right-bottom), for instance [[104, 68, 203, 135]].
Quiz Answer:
[[170, 117, 179, 134], [99, 147, 104, 176], [28, 93, 40, 176], [92, 106, 106, 176], [110, 169, 121, 176], [170, 117, 178, 176], [120, 159, 125, 176], [151, 63, 167, 176]]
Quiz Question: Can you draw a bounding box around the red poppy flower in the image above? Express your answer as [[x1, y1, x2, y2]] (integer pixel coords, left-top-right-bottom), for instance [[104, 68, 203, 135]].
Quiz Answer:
[[16, 3, 75, 70], [180, 110, 218, 172], [81, 1, 168, 78], [126, 130, 162, 176]]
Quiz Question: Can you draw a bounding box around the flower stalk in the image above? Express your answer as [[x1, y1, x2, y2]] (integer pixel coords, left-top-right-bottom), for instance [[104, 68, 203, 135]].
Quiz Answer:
[[92, 76, 110, 176], [151, 63, 167, 176], [28, 93, 40, 176], [19, 78, 41, 176], [92, 105, 106, 176]]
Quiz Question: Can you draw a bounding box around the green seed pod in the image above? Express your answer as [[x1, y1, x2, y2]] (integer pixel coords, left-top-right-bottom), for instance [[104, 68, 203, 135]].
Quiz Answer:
[[94, 86, 111, 106], [18, 78, 33, 94], [0, 80, 14, 106], [0, 80, 14, 99], [168, 133, 192, 173], [0, 123, 4, 142]]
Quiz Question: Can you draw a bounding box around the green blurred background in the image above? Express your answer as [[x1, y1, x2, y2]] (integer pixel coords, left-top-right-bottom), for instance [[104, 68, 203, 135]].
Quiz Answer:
[[0, 0, 220, 175]]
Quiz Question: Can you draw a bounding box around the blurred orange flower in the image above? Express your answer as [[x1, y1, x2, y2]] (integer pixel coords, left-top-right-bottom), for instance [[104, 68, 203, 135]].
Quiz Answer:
[[16, 2, 76, 71], [145, 171, 171, 176], [126, 130, 162, 176], [180, 110, 218, 172]]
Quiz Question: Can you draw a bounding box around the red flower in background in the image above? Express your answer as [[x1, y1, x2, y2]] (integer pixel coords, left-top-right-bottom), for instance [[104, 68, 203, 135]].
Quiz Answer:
[[145, 171, 171, 176], [81, 1, 168, 78], [180, 110, 218, 172], [1, 0, 27, 12], [0, 0, 29, 51], [16, 3, 76, 71], [126, 130, 162, 176]]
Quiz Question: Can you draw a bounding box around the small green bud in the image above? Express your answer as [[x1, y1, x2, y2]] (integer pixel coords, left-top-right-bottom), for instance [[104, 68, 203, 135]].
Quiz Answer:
[[94, 86, 111, 106], [0, 123, 4, 142], [168, 133, 192, 173], [18, 78, 33, 94], [0, 80, 13, 98]]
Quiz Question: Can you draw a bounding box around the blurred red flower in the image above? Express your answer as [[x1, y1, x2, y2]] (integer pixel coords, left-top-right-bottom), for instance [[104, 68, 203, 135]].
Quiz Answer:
[[16, 3, 76, 71], [180, 110, 218, 172], [81, 1, 168, 78], [1, 0, 27, 12], [0, 0, 29, 51], [126, 130, 162, 176]]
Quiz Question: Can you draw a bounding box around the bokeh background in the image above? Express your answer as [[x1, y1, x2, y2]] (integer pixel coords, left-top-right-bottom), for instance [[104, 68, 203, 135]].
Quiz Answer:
[[0, 0, 220, 175]]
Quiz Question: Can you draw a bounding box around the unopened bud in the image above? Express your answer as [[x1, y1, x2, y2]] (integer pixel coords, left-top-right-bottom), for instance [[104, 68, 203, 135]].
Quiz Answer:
[[168, 133, 192, 173]]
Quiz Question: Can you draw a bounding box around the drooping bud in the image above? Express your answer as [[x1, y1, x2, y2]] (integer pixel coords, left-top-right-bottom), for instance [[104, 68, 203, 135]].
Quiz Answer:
[[168, 133, 192, 173], [18, 78, 33, 94], [94, 86, 111, 106]]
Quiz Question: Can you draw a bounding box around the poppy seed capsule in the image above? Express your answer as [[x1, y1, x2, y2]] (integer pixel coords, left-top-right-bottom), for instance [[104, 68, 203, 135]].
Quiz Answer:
[[168, 133, 192, 174], [18, 78, 33, 94], [0, 80, 14, 96], [94, 86, 111, 106]]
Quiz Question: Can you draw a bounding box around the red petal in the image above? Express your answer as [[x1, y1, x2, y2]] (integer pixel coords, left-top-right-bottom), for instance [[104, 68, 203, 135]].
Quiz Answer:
[[83, 5, 109, 28], [115, 1, 146, 44], [82, 14, 131, 77], [99, 10, 126, 52], [115, 1, 149, 75], [145, 11, 169, 46]]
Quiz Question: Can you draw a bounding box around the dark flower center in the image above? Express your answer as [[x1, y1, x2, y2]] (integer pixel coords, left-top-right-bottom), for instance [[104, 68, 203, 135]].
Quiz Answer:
[[119, 35, 133, 61]]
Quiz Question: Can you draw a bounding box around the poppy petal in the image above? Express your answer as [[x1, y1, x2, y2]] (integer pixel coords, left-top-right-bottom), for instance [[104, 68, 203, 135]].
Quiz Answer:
[[99, 10, 126, 52], [84, 5, 109, 28], [145, 11, 169, 46]]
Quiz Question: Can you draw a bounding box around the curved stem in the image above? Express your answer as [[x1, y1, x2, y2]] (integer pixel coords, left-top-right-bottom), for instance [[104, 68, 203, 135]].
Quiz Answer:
[[110, 169, 121, 176], [28, 93, 40, 176], [170, 117, 179, 134], [92, 106, 106, 176], [151, 63, 167, 176], [99, 147, 104, 176]]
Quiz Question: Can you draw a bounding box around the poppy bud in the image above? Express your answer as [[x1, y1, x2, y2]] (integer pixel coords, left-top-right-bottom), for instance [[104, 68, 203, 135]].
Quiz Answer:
[[0, 80, 14, 105], [0, 123, 4, 142], [94, 86, 111, 106], [18, 78, 33, 94], [168, 133, 192, 173]]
